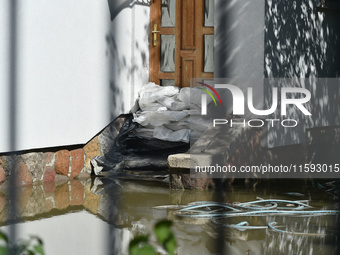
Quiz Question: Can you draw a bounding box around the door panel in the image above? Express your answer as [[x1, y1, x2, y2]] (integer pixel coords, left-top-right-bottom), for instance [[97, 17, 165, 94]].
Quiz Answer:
[[150, 0, 214, 87], [160, 34, 175, 72], [204, 34, 214, 72], [160, 79, 175, 86], [204, 0, 214, 27], [181, 58, 195, 86], [161, 0, 176, 27], [181, 0, 195, 50]]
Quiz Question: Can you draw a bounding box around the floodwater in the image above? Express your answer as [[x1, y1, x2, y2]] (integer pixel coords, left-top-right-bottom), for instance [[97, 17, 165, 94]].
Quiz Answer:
[[0, 178, 338, 255]]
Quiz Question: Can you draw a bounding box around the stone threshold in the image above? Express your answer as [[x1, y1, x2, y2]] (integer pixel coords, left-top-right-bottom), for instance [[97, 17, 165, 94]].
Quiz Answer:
[[168, 125, 254, 189]]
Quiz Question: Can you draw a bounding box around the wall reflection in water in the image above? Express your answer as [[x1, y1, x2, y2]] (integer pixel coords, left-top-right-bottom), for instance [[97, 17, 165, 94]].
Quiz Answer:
[[0, 178, 338, 255]]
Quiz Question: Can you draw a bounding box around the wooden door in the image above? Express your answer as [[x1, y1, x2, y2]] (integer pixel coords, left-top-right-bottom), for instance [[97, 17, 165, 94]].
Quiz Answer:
[[149, 0, 214, 87]]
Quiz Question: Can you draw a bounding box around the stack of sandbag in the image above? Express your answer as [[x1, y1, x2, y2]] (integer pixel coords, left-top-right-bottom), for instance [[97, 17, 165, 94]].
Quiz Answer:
[[132, 82, 211, 143]]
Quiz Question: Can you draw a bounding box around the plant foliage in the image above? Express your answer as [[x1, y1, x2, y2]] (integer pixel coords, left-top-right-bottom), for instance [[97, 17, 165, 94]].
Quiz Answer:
[[0, 230, 45, 255], [129, 220, 177, 255]]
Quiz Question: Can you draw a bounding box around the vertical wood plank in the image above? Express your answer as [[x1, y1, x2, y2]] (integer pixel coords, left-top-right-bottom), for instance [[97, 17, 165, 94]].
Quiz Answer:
[[181, 0, 195, 50], [175, 0, 182, 87], [181, 58, 195, 86], [195, 0, 204, 80], [149, 0, 161, 85]]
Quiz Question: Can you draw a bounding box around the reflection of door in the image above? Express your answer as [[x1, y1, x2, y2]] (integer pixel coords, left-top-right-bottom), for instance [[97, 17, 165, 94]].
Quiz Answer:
[[149, 0, 214, 87]]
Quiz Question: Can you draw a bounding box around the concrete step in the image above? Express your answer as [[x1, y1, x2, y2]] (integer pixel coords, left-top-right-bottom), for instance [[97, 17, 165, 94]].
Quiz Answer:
[[168, 124, 257, 189]]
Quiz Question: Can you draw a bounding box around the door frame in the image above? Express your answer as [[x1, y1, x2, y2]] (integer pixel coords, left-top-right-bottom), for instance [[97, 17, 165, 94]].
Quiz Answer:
[[149, 0, 214, 87]]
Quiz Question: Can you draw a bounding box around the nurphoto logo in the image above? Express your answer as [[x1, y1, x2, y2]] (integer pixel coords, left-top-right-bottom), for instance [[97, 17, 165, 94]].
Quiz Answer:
[[197, 82, 312, 128]]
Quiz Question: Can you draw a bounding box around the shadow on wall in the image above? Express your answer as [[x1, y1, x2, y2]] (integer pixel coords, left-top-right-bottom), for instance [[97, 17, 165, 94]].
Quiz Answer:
[[263, 78, 340, 147], [263, 0, 340, 147], [215, 0, 265, 78], [264, 0, 340, 78], [106, 0, 150, 121]]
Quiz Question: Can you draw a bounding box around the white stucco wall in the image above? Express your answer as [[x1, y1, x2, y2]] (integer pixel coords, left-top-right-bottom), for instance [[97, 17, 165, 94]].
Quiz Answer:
[[0, 0, 149, 153], [215, 0, 340, 148], [0, 0, 10, 152], [215, 0, 265, 79], [107, 3, 150, 120]]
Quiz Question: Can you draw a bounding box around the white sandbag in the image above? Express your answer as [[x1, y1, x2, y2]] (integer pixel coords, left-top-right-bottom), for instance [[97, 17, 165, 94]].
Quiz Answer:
[[133, 110, 189, 126], [138, 82, 179, 110], [189, 116, 212, 132], [179, 87, 212, 109], [129, 99, 140, 113], [140, 102, 167, 111], [153, 126, 190, 143], [133, 127, 155, 139], [164, 121, 190, 131], [157, 95, 189, 111], [131, 83, 211, 143], [183, 109, 201, 116]]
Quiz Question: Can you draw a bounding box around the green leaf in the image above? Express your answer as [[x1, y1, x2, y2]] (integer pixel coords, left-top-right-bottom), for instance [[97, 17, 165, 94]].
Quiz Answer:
[[129, 236, 156, 255], [154, 220, 177, 255], [129, 244, 156, 255], [163, 233, 176, 255], [129, 235, 149, 250], [0, 231, 8, 245], [0, 246, 8, 255], [31, 236, 44, 247], [27, 250, 35, 255], [154, 220, 172, 244], [15, 243, 28, 254], [34, 245, 45, 255]]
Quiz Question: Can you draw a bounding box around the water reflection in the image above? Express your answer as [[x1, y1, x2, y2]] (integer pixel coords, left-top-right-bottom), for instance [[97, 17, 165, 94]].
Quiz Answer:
[[115, 179, 339, 255], [0, 178, 338, 255], [1, 211, 110, 255], [0, 178, 104, 223]]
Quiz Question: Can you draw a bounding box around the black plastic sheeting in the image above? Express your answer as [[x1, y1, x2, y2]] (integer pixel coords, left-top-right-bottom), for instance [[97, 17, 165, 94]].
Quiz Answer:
[[92, 114, 190, 173]]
